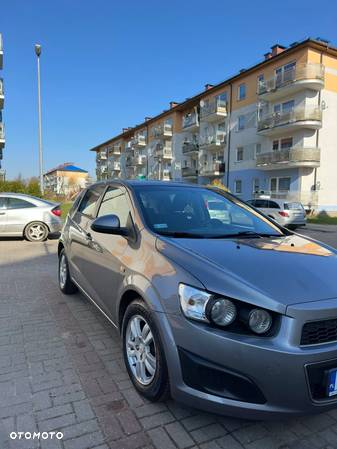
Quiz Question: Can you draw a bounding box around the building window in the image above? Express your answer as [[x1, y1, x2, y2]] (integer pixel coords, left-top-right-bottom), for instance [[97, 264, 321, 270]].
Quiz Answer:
[[270, 177, 291, 192], [236, 147, 244, 162], [275, 61, 296, 86], [234, 180, 242, 194], [254, 143, 261, 159], [274, 100, 295, 114], [217, 92, 227, 106], [238, 83, 246, 100], [238, 115, 245, 130], [253, 178, 260, 193], [272, 137, 293, 151], [257, 74, 264, 89]]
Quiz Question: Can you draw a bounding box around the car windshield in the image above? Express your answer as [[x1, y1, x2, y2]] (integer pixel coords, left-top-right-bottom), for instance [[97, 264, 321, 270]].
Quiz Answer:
[[134, 185, 284, 238]]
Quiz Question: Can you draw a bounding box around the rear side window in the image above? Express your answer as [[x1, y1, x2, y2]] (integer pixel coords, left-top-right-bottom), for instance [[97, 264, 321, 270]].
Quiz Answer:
[[268, 201, 280, 209], [78, 187, 104, 218], [254, 200, 269, 208], [7, 198, 35, 209], [0, 197, 6, 209], [69, 191, 84, 217]]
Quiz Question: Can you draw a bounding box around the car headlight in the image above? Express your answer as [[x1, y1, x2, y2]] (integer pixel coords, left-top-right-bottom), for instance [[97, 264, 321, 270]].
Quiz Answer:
[[178, 284, 211, 322], [178, 283, 275, 336], [207, 298, 237, 327], [248, 308, 272, 334]]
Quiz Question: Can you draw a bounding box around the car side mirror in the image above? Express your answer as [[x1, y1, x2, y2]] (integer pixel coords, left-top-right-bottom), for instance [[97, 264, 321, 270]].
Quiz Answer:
[[91, 214, 129, 236]]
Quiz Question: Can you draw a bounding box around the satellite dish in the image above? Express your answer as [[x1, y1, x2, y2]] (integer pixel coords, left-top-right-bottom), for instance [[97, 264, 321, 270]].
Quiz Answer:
[[321, 100, 327, 110], [200, 100, 205, 107]]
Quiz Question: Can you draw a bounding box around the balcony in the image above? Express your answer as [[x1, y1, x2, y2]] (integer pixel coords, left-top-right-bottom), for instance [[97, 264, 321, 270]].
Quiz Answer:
[[182, 112, 199, 132], [199, 161, 225, 177], [182, 166, 198, 178], [162, 169, 172, 181], [256, 147, 320, 170], [154, 143, 173, 160], [96, 151, 107, 162], [152, 123, 173, 138], [131, 135, 147, 147], [110, 144, 122, 155], [132, 155, 147, 166], [182, 141, 199, 155], [199, 131, 226, 152], [200, 99, 227, 122], [112, 161, 121, 171], [0, 79, 3, 109], [257, 106, 322, 136], [0, 123, 5, 148], [258, 63, 324, 101]]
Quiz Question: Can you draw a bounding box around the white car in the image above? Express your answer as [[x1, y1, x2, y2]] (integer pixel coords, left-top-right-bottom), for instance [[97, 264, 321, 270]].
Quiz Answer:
[[247, 198, 306, 229], [0, 192, 62, 241]]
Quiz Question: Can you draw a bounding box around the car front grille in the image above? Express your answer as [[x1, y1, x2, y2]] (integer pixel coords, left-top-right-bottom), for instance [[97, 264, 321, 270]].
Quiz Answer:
[[301, 319, 337, 345]]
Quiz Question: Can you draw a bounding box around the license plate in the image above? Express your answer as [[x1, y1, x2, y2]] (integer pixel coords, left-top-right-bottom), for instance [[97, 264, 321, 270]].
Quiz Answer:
[[327, 369, 337, 397]]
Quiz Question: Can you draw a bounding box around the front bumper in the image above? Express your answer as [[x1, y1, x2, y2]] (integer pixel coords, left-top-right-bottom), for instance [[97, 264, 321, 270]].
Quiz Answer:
[[154, 311, 337, 419]]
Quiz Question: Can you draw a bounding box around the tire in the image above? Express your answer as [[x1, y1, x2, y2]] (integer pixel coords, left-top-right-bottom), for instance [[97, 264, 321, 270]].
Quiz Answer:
[[58, 249, 78, 294], [122, 299, 170, 401], [24, 221, 49, 242]]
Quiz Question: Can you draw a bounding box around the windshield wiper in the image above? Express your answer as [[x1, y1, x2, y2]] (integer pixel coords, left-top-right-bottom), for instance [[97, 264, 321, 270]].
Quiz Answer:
[[209, 230, 283, 239], [157, 231, 206, 239]]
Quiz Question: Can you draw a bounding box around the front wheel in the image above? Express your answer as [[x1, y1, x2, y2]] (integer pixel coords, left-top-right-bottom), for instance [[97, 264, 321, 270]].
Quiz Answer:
[[24, 221, 49, 242], [58, 249, 78, 294], [122, 299, 170, 401]]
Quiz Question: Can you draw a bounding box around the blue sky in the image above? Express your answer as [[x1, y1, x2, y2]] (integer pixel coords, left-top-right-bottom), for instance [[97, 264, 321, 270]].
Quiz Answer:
[[1, 0, 337, 179]]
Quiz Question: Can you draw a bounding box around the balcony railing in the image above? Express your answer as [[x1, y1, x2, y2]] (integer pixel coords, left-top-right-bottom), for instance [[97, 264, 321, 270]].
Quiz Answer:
[[111, 145, 122, 155], [132, 155, 147, 166], [0, 124, 4, 140], [112, 162, 121, 171], [200, 99, 227, 121], [199, 161, 225, 176], [96, 151, 107, 161], [131, 135, 147, 147], [182, 141, 199, 154], [182, 167, 198, 177], [152, 123, 173, 138], [258, 63, 324, 96], [200, 131, 226, 149], [154, 143, 173, 159], [162, 169, 172, 180], [256, 147, 320, 168], [257, 106, 322, 133], [182, 112, 199, 130], [0, 78, 3, 96]]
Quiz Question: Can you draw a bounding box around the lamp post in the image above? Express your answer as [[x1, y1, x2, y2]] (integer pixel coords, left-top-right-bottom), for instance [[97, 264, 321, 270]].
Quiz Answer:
[[35, 44, 44, 195]]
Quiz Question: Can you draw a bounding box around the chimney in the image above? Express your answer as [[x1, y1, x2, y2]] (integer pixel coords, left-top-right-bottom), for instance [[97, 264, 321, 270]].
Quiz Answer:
[[205, 83, 214, 91], [144, 116, 152, 121], [170, 101, 179, 109], [270, 44, 286, 57], [122, 127, 129, 133], [264, 52, 272, 60]]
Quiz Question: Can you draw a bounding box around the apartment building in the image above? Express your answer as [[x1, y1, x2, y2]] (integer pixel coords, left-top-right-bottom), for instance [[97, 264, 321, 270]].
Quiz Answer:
[[0, 33, 5, 181], [90, 38, 337, 213], [43, 163, 89, 196]]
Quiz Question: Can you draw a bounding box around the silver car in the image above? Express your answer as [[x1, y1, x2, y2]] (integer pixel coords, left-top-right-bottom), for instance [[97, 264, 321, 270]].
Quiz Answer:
[[58, 181, 337, 419], [0, 192, 62, 241], [247, 198, 306, 229]]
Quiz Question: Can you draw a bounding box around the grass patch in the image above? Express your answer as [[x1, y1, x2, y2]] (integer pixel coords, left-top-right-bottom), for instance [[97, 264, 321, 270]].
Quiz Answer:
[[60, 202, 73, 219], [307, 216, 337, 225]]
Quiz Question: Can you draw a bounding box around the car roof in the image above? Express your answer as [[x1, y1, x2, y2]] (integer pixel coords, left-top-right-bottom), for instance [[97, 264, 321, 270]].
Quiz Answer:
[[0, 192, 56, 205]]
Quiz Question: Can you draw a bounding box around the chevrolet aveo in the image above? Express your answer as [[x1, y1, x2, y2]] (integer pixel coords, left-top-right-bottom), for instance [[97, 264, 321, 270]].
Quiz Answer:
[[58, 181, 337, 419]]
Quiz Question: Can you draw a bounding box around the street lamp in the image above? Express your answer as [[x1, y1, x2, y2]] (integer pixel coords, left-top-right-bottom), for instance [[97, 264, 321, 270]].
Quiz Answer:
[[35, 43, 44, 195]]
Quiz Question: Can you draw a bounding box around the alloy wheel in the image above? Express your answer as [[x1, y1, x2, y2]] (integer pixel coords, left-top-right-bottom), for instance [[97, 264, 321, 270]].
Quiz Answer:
[[59, 254, 67, 289], [126, 315, 157, 385]]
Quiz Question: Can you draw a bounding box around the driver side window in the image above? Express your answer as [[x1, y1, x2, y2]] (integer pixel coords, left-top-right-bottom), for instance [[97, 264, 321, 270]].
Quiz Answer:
[[97, 187, 130, 226]]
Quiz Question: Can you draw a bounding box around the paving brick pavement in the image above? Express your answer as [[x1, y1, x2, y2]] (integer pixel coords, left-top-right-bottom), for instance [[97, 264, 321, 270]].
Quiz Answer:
[[0, 237, 337, 449]]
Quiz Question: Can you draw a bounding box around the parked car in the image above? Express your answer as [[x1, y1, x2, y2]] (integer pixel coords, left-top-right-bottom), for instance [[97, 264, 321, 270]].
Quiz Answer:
[[247, 198, 306, 229], [58, 181, 337, 419], [207, 200, 230, 223], [0, 192, 62, 241]]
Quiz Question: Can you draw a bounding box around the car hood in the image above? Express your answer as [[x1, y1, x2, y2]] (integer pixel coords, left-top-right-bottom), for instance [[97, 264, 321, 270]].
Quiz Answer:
[[156, 233, 337, 313]]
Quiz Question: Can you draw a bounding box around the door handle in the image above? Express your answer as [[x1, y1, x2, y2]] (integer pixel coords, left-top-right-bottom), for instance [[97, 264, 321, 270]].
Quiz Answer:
[[0, 212, 5, 215]]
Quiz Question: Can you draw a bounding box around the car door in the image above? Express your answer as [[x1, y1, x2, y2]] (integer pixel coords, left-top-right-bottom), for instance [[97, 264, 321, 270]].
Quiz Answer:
[[6, 197, 37, 235], [68, 185, 106, 298], [0, 197, 7, 234], [83, 185, 133, 322]]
